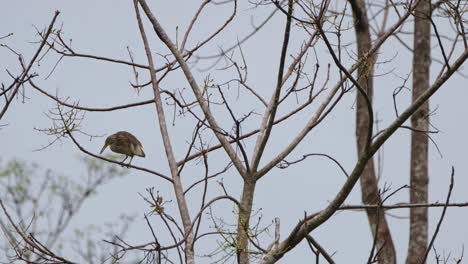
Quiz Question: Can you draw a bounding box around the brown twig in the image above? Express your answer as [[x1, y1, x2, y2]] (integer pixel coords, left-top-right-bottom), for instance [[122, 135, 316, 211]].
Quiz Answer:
[[0, 11, 60, 120]]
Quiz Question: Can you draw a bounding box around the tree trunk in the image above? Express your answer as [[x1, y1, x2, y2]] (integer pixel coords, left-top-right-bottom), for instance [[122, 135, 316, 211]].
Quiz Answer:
[[406, 1, 431, 263], [237, 180, 256, 264], [349, 0, 397, 263]]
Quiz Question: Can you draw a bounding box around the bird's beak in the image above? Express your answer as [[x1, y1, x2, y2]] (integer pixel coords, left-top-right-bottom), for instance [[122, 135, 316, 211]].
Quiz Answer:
[[100, 143, 108, 154]]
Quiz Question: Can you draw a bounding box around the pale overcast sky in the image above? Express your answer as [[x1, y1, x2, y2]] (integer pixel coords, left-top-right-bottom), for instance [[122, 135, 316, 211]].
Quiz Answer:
[[1, 1, 467, 263]]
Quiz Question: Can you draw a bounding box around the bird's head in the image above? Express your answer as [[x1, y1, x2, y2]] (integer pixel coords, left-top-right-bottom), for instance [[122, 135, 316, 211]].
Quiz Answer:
[[100, 135, 116, 154]]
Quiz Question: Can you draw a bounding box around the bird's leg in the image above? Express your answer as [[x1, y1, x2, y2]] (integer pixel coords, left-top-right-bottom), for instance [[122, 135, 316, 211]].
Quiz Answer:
[[121, 156, 128, 167], [128, 156, 134, 166]]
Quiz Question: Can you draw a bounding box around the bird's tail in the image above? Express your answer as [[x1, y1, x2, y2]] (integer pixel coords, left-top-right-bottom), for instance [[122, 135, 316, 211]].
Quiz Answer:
[[135, 145, 145, 157]]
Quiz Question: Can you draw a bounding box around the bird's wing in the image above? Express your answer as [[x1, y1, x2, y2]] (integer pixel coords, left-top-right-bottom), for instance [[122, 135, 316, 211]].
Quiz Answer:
[[116, 131, 142, 146], [116, 131, 145, 157]]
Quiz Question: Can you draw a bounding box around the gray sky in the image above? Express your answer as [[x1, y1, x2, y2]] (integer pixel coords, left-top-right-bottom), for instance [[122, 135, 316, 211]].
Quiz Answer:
[[1, 1, 468, 263]]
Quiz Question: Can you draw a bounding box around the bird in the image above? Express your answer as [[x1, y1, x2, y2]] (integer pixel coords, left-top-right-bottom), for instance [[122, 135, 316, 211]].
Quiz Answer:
[[100, 131, 145, 165]]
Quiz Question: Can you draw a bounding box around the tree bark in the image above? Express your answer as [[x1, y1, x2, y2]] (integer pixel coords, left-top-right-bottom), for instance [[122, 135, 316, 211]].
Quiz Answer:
[[236, 179, 256, 264], [349, 0, 397, 263], [406, 1, 431, 263]]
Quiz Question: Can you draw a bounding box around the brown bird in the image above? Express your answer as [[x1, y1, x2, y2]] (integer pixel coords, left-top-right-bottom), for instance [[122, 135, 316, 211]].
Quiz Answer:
[[100, 131, 145, 165]]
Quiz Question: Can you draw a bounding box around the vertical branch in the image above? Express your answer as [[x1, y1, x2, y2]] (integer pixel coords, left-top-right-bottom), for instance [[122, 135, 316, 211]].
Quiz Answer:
[[133, 2, 195, 263], [236, 1, 292, 263], [407, 0, 431, 263], [349, 0, 396, 263], [137, 0, 246, 177], [422, 167, 455, 263], [250, 0, 293, 172]]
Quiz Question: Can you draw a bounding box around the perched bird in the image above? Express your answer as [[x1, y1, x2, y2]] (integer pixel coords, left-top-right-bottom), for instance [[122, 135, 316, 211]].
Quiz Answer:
[[100, 131, 145, 165]]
